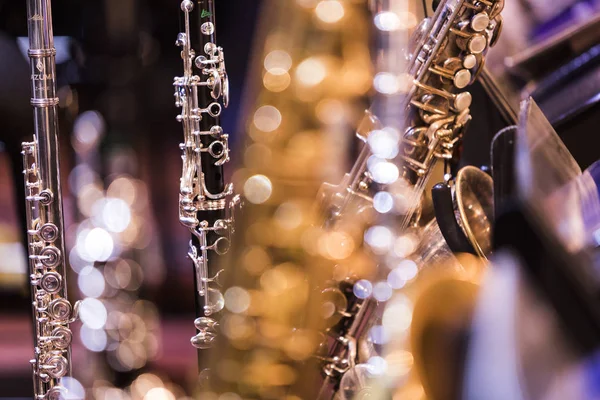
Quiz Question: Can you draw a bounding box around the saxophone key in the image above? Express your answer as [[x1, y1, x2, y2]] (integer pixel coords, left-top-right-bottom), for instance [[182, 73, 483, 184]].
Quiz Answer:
[[416, 80, 474, 113], [489, 15, 503, 46], [454, 69, 472, 88], [450, 25, 489, 54], [467, 33, 488, 54], [428, 64, 471, 88], [453, 92, 473, 111], [463, 53, 478, 69], [470, 12, 490, 32], [488, 0, 505, 18]]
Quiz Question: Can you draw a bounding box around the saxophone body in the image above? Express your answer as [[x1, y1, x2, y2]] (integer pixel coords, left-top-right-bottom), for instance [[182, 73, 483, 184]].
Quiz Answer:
[[174, 0, 239, 355], [321, 0, 503, 229], [23, 0, 79, 398], [399, 0, 503, 224], [317, 0, 504, 397]]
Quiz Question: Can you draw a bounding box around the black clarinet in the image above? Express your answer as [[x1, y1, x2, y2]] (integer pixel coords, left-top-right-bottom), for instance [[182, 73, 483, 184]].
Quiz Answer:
[[174, 0, 239, 366]]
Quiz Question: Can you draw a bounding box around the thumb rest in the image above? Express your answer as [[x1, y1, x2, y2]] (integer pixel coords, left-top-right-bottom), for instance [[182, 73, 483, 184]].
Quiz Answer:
[[174, 0, 239, 351]]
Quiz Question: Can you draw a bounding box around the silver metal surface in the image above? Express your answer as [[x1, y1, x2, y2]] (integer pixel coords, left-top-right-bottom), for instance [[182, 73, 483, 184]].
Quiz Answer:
[[22, 0, 80, 398]]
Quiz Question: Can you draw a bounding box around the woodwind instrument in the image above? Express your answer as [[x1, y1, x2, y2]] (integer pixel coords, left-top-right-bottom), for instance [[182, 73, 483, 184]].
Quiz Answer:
[[22, 0, 80, 398], [174, 0, 240, 363], [374, 1, 504, 397], [398, 0, 503, 226], [317, 1, 504, 398]]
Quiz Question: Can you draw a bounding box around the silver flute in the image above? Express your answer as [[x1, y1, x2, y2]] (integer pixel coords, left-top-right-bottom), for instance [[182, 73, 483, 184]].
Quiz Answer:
[[174, 0, 239, 355], [22, 0, 80, 399]]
